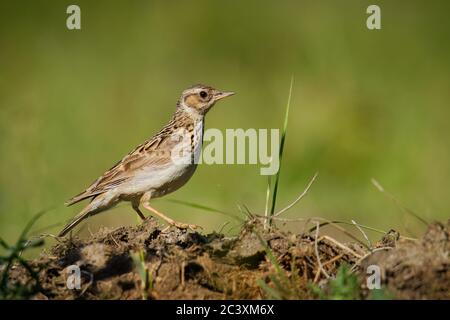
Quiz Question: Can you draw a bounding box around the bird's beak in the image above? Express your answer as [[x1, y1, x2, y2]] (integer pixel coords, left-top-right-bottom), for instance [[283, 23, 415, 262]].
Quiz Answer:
[[214, 90, 235, 101]]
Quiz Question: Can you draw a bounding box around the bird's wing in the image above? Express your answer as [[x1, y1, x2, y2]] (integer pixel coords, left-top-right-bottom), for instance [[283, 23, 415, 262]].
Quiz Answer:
[[66, 126, 185, 206]]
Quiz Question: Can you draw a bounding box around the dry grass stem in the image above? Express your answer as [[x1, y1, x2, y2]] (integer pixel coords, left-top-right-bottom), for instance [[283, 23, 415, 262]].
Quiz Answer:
[[313, 221, 330, 279], [274, 172, 319, 217], [351, 219, 372, 250]]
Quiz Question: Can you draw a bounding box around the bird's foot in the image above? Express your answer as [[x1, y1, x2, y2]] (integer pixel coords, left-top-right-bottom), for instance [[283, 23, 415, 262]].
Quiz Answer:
[[140, 201, 202, 232]]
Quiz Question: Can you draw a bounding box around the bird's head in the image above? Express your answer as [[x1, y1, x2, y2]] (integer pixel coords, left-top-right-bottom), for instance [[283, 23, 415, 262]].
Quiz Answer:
[[178, 84, 234, 116]]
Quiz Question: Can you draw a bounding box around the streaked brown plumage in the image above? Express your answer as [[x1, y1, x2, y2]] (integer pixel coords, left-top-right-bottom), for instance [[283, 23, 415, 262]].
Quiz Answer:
[[59, 84, 234, 237]]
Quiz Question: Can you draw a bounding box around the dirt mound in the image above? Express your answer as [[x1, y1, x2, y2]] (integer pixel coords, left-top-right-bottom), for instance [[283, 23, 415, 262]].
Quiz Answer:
[[359, 222, 449, 299], [4, 218, 449, 299]]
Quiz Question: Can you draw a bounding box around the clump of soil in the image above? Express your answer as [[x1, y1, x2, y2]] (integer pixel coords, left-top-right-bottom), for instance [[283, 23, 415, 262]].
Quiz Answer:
[[5, 218, 450, 300], [359, 222, 449, 299]]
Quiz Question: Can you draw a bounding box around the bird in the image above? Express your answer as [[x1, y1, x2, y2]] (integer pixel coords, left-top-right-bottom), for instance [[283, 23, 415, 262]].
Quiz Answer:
[[59, 84, 234, 237]]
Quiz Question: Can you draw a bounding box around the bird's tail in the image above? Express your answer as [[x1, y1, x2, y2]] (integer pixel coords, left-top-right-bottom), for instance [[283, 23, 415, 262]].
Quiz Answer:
[[58, 205, 94, 237], [65, 190, 95, 206]]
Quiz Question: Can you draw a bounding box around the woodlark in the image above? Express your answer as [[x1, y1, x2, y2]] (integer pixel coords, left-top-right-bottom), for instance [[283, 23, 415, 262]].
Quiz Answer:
[[59, 84, 234, 237]]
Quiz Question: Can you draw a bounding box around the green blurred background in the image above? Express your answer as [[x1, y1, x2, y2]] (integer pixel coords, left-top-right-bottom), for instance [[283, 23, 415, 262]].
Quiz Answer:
[[1, 1, 449, 248]]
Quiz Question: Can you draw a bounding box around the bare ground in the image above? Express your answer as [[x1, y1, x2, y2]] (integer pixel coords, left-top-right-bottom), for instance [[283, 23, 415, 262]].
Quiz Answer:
[[5, 218, 449, 300]]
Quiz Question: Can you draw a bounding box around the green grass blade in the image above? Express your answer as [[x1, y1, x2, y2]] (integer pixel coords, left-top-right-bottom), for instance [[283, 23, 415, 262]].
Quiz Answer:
[[256, 279, 282, 300], [167, 199, 243, 222], [264, 175, 272, 220], [18, 208, 51, 242], [253, 231, 290, 285], [270, 77, 294, 216], [131, 250, 149, 300]]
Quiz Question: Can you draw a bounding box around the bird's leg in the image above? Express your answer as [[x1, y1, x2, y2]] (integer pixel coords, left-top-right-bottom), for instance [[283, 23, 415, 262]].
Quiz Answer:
[[142, 203, 201, 231], [140, 192, 200, 231], [132, 200, 146, 220]]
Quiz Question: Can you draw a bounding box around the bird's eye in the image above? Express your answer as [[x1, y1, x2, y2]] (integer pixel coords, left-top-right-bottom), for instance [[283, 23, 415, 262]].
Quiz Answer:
[[199, 91, 208, 99]]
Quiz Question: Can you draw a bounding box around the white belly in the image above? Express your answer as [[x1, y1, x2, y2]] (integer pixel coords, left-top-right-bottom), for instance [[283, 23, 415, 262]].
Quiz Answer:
[[123, 162, 197, 198]]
